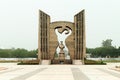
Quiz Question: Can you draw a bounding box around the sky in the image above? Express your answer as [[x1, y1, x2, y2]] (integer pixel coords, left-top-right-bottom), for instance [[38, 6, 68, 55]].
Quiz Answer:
[[0, 0, 120, 50]]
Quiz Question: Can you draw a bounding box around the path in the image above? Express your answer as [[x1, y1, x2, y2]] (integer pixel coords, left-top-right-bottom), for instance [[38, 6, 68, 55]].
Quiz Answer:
[[0, 63, 120, 80]]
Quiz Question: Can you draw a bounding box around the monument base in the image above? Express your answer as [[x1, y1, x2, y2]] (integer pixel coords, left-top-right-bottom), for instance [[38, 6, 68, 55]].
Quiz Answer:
[[72, 60, 83, 65], [41, 60, 51, 65]]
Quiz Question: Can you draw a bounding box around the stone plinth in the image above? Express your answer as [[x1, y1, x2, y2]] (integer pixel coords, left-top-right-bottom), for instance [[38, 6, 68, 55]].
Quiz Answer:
[[59, 53, 65, 60], [41, 60, 51, 65], [72, 60, 83, 65]]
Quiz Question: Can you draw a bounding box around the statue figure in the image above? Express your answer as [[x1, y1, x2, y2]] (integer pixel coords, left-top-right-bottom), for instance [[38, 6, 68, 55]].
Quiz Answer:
[[55, 26, 72, 59], [59, 41, 65, 54]]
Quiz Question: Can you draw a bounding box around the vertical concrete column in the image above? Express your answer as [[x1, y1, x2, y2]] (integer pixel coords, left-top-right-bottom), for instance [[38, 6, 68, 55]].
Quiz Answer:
[[38, 10, 41, 63], [74, 10, 86, 65], [74, 16, 77, 59], [82, 10, 86, 64], [38, 10, 50, 64]]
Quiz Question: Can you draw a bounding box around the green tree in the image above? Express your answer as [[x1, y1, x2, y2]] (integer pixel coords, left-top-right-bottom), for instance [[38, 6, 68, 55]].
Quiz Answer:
[[27, 49, 37, 58], [89, 47, 118, 58], [102, 39, 112, 47], [0, 49, 12, 58], [87, 39, 120, 58], [11, 48, 28, 58]]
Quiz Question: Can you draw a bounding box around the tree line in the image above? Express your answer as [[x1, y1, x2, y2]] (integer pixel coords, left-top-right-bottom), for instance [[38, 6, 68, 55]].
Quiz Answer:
[[0, 48, 37, 58], [86, 39, 120, 58], [0, 39, 120, 58]]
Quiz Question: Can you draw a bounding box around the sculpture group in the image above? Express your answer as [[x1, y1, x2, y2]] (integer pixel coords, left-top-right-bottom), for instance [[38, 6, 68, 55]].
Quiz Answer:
[[38, 10, 86, 65]]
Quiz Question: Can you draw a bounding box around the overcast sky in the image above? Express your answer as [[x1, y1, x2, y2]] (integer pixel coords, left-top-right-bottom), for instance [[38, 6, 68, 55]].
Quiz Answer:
[[0, 0, 120, 50]]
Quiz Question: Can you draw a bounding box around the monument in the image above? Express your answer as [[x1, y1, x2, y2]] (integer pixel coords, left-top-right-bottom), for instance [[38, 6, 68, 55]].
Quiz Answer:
[[38, 10, 86, 65]]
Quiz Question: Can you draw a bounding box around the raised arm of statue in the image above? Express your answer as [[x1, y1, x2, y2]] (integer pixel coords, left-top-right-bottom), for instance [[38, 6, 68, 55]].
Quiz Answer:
[[68, 29, 72, 36], [65, 29, 72, 37], [55, 29, 60, 36]]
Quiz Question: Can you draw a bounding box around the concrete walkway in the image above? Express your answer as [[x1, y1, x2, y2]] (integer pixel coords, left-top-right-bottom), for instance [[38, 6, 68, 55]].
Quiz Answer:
[[0, 63, 120, 80]]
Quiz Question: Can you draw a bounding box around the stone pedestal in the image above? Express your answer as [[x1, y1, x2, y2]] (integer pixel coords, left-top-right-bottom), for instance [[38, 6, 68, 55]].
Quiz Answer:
[[59, 53, 65, 60], [41, 60, 51, 65], [72, 60, 83, 65]]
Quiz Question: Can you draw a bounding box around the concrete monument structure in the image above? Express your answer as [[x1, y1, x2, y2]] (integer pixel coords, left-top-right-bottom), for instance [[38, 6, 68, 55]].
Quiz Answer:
[[38, 10, 86, 65]]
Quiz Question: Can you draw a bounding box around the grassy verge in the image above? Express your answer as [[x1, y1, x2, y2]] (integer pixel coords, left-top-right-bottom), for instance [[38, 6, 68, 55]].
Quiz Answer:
[[17, 60, 39, 65], [0, 60, 19, 63], [84, 59, 106, 65], [103, 60, 120, 63]]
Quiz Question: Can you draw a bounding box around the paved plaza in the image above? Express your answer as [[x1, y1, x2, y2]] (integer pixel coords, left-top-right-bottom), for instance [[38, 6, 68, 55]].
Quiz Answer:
[[0, 63, 120, 80]]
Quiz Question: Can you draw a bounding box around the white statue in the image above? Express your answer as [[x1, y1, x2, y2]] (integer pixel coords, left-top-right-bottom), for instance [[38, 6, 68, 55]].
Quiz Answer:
[[55, 27, 72, 59]]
